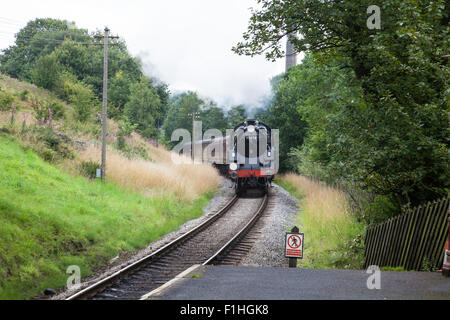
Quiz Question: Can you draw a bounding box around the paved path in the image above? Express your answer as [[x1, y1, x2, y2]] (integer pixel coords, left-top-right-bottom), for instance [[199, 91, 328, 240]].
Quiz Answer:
[[144, 265, 450, 300]]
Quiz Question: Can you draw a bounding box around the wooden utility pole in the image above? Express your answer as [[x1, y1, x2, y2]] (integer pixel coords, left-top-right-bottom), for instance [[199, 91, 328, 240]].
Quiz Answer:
[[187, 112, 200, 160], [96, 27, 119, 182]]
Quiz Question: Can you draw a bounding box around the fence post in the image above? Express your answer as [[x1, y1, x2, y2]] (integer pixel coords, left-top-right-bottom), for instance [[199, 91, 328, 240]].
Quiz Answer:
[[442, 207, 450, 277]]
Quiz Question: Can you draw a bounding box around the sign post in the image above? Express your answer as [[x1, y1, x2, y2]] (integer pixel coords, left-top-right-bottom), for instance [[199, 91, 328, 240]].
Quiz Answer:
[[285, 226, 304, 268]]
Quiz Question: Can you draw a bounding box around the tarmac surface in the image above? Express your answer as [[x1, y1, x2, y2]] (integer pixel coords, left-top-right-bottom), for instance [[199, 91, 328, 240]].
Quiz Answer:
[[142, 265, 450, 300]]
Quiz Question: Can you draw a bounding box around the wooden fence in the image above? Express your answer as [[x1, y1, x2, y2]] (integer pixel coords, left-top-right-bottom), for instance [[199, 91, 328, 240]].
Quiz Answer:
[[364, 195, 449, 271]]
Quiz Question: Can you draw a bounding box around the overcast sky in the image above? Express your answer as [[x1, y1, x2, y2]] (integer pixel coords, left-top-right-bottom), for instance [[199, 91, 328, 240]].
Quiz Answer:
[[0, 0, 298, 109]]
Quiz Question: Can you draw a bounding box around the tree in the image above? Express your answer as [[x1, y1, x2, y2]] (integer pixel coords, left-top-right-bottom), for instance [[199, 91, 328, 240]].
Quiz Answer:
[[162, 91, 204, 145], [227, 105, 247, 127], [108, 71, 133, 118], [256, 67, 310, 172], [124, 78, 161, 138], [201, 102, 228, 134], [0, 18, 89, 80], [1, 18, 167, 125], [153, 82, 170, 128], [31, 54, 63, 91], [235, 0, 449, 206], [63, 80, 96, 122]]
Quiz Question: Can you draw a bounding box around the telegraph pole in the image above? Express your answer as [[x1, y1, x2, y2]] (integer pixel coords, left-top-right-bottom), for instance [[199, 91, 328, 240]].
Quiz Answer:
[[96, 27, 119, 182], [187, 112, 200, 160]]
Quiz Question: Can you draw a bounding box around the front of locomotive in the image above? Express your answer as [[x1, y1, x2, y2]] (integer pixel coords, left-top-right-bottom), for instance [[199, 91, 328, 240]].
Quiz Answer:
[[228, 120, 275, 195]]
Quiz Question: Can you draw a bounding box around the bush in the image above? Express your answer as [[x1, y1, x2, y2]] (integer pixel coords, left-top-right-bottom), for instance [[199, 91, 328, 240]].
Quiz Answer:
[[139, 126, 157, 139], [34, 127, 73, 161], [42, 128, 62, 149], [19, 89, 30, 101], [363, 195, 400, 225], [31, 97, 47, 123], [288, 146, 332, 183], [330, 234, 365, 269], [79, 161, 100, 180], [39, 148, 56, 162], [117, 118, 137, 151], [32, 98, 65, 123], [46, 100, 65, 120], [31, 54, 62, 91], [63, 80, 96, 122], [0, 89, 15, 111]]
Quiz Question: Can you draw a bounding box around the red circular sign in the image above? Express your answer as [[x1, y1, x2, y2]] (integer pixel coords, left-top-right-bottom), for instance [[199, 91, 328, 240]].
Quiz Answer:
[[287, 234, 302, 249]]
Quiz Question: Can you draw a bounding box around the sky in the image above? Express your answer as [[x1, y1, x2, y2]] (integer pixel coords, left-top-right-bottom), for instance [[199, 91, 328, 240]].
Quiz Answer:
[[0, 0, 298, 109]]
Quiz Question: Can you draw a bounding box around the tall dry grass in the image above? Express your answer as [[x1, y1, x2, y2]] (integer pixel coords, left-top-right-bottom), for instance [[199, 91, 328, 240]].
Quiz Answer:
[[78, 144, 221, 202], [280, 173, 365, 269], [282, 173, 350, 224]]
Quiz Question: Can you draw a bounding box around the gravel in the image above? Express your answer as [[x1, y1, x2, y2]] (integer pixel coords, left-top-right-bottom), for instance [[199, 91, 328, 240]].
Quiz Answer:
[[239, 183, 300, 268]]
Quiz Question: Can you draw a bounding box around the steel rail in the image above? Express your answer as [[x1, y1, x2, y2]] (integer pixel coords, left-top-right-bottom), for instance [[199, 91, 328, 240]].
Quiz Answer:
[[203, 193, 269, 266]]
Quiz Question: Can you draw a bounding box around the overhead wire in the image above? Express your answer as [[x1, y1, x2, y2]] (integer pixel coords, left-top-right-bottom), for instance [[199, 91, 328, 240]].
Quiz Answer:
[[0, 31, 118, 46], [0, 16, 27, 24], [0, 17, 121, 46]]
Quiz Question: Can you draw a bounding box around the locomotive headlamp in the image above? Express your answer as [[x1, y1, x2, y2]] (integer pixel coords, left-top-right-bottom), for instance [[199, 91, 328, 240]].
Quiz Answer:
[[230, 163, 238, 171], [247, 125, 255, 133]]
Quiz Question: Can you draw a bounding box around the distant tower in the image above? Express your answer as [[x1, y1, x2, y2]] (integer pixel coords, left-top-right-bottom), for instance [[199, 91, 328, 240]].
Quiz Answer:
[[285, 36, 297, 71]]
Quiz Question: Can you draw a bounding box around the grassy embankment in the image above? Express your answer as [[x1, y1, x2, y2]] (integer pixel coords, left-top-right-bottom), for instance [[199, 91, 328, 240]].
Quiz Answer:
[[277, 174, 366, 269], [0, 73, 222, 299], [0, 134, 220, 299]]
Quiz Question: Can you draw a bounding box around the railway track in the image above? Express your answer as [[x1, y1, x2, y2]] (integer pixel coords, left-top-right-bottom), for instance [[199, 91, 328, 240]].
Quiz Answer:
[[205, 192, 274, 266], [66, 191, 270, 300]]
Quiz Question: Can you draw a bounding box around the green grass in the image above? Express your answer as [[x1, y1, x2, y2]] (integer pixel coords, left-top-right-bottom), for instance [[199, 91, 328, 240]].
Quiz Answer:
[[0, 134, 215, 299], [380, 266, 407, 272], [275, 178, 303, 200]]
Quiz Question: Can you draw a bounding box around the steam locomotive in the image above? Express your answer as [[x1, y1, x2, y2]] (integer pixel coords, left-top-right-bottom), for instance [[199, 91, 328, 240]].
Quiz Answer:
[[197, 120, 275, 195], [228, 120, 275, 195]]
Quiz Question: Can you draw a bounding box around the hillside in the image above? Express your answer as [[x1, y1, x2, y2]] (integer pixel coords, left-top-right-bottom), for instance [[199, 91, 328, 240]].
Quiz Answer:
[[0, 73, 221, 299], [0, 133, 218, 299]]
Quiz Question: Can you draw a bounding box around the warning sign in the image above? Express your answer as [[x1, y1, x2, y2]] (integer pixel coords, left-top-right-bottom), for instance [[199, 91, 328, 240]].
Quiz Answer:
[[285, 232, 304, 258]]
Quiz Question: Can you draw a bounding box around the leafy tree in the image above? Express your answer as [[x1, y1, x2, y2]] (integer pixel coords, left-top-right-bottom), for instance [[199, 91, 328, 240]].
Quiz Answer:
[[31, 54, 63, 91], [63, 80, 97, 122], [124, 78, 161, 138], [227, 105, 247, 127], [153, 82, 170, 128], [257, 71, 308, 172], [0, 18, 89, 80], [1, 18, 168, 127], [201, 102, 228, 134], [235, 0, 449, 206], [162, 91, 204, 145], [108, 71, 133, 117], [116, 118, 138, 150], [287, 55, 362, 167]]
